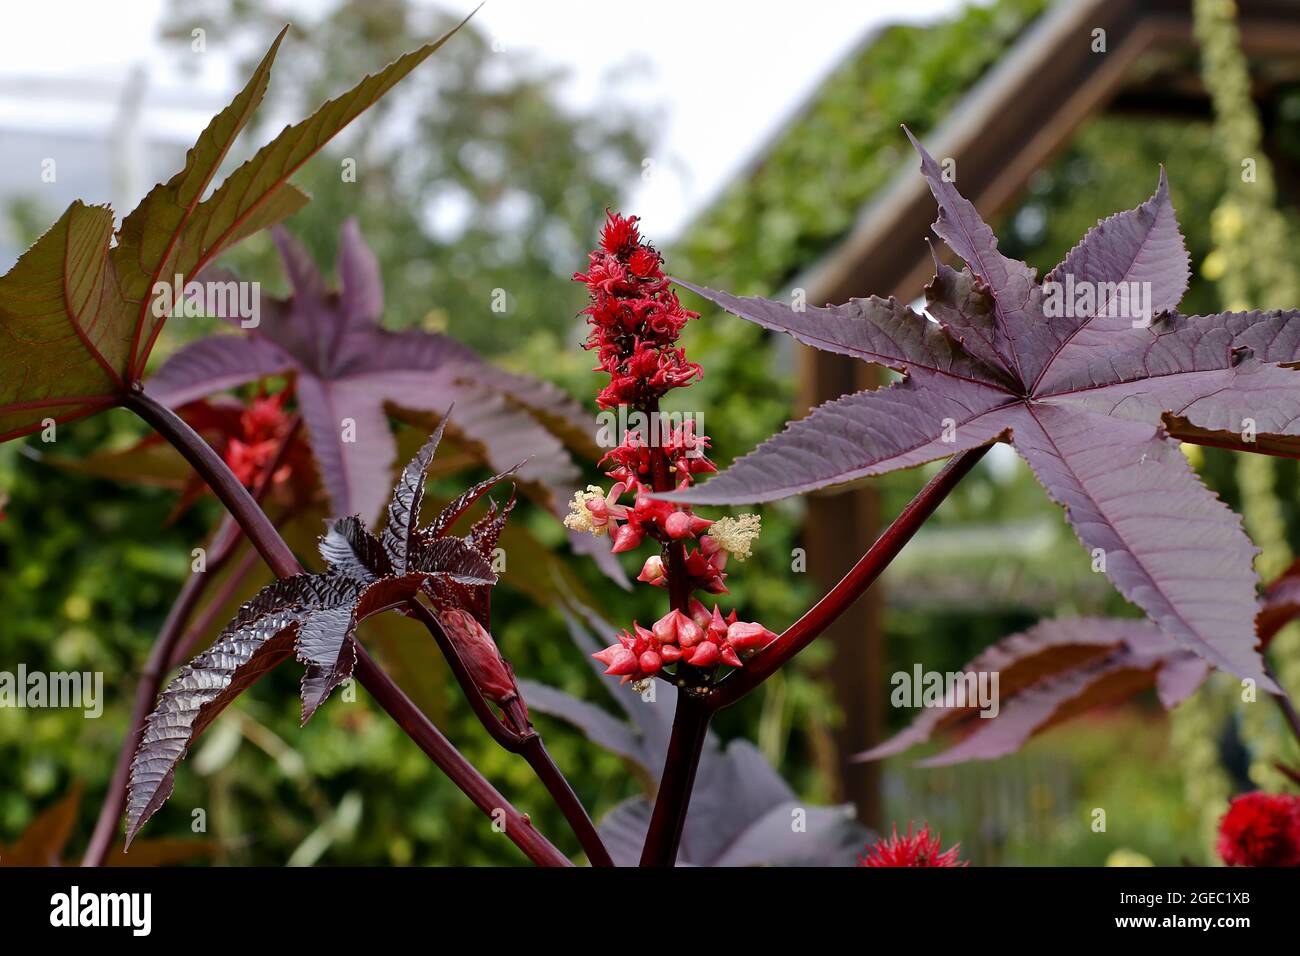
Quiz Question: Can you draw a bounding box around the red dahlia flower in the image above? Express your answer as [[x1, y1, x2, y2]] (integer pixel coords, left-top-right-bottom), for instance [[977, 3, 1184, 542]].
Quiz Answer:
[[1217, 792, 1300, 867], [857, 823, 967, 867]]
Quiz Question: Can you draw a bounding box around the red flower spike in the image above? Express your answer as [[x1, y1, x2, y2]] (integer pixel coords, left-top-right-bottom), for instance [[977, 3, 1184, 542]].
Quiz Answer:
[[574, 211, 701, 410], [221, 390, 292, 488], [577, 213, 772, 689], [599, 211, 641, 255], [1217, 792, 1300, 867], [857, 823, 966, 867]]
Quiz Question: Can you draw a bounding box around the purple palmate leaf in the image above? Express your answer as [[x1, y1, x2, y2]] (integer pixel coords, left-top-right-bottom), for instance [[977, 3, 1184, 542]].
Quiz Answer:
[[146, 220, 625, 584], [856, 617, 1208, 767], [663, 128, 1300, 689]]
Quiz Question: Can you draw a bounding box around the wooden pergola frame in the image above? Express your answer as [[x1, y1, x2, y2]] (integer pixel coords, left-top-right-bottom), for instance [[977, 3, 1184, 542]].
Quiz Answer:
[[793, 0, 1300, 826]]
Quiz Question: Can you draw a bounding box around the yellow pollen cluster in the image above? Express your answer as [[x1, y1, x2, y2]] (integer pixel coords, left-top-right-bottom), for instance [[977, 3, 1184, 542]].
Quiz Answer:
[[563, 485, 608, 536], [710, 514, 761, 561]]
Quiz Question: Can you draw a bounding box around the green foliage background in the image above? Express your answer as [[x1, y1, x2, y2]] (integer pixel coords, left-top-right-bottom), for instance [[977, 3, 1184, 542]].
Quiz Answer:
[[3, 0, 1298, 866]]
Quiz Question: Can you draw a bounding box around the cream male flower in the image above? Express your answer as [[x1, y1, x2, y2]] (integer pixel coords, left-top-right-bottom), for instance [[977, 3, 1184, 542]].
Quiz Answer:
[[706, 514, 761, 562], [563, 483, 629, 537]]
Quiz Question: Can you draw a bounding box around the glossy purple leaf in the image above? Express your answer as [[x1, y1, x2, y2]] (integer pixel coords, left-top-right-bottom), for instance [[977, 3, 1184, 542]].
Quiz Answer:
[[666, 129, 1299, 688], [319, 515, 393, 582], [668, 370, 1017, 504], [128, 423, 504, 844], [382, 418, 448, 574], [425, 463, 521, 541]]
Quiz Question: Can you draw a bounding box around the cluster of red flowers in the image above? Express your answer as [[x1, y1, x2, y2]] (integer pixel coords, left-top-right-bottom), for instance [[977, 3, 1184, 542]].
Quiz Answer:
[[1217, 791, 1300, 867], [567, 425, 774, 683], [223, 391, 292, 488], [594, 600, 776, 681], [570, 213, 777, 687], [857, 823, 966, 867], [574, 212, 701, 410]]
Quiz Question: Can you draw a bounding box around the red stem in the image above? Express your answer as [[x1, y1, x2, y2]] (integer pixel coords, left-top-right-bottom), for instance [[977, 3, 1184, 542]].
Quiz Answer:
[[518, 735, 614, 867], [711, 445, 989, 709], [638, 690, 711, 866], [81, 548, 212, 866], [1266, 662, 1300, 747], [168, 543, 264, 669], [81, 416, 301, 867], [352, 645, 570, 867], [404, 596, 613, 865], [638, 403, 713, 866], [120, 387, 572, 867]]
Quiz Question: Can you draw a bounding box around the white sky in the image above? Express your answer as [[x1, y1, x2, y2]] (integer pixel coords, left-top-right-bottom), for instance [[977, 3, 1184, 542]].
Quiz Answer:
[[0, 0, 968, 239]]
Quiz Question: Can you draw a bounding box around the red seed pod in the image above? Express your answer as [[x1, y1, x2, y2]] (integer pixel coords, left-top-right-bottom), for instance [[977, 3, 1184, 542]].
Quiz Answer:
[[439, 607, 517, 702], [652, 611, 679, 645], [664, 510, 712, 540], [611, 523, 644, 553], [687, 598, 712, 630], [677, 615, 704, 648], [706, 605, 729, 644], [639, 650, 663, 674], [594, 645, 639, 677], [687, 641, 719, 667], [727, 621, 778, 656], [637, 555, 666, 585]]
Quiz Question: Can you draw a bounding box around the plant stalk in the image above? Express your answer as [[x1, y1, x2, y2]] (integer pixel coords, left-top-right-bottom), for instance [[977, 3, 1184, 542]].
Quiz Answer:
[[1266, 662, 1300, 747], [352, 645, 570, 867], [712, 445, 989, 709], [82, 416, 301, 867], [637, 690, 712, 866], [633, 401, 710, 865], [405, 598, 613, 864], [518, 734, 615, 867], [81, 551, 212, 867]]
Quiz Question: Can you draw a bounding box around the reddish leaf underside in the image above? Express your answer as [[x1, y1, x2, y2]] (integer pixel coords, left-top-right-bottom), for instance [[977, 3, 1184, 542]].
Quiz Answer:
[[855, 618, 1208, 766]]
